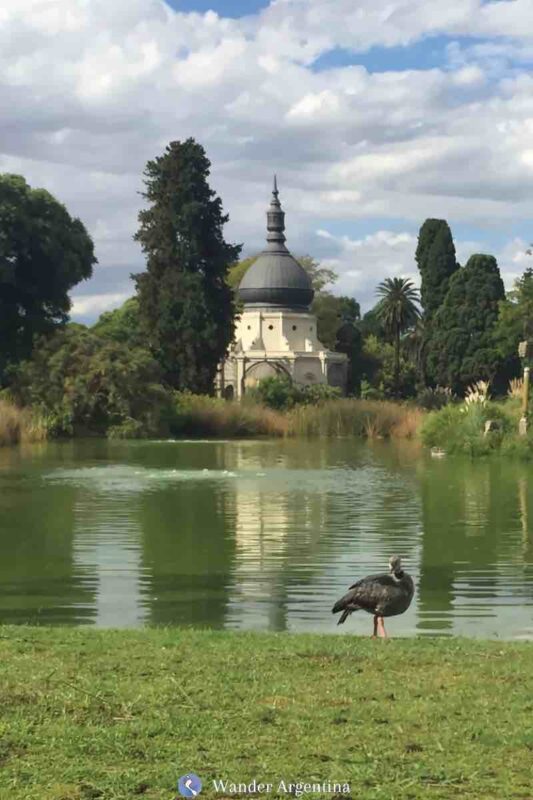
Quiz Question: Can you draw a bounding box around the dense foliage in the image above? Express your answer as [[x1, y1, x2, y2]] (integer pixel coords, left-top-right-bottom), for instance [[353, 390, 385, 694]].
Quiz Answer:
[[494, 267, 533, 368], [134, 139, 241, 393], [415, 218, 458, 317], [425, 254, 506, 393], [0, 174, 96, 383], [91, 297, 144, 349], [375, 277, 420, 396], [8, 326, 169, 437], [250, 376, 341, 410]]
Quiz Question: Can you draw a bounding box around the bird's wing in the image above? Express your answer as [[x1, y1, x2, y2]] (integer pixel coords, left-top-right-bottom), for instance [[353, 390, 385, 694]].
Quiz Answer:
[[349, 572, 397, 590]]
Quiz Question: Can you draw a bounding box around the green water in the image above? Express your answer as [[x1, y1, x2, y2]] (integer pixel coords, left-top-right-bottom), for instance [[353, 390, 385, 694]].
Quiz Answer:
[[0, 438, 532, 638]]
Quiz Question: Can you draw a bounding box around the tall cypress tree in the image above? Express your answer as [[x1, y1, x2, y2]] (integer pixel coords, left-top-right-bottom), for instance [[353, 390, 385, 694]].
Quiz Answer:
[[133, 139, 242, 393], [426, 254, 505, 393], [415, 219, 458, 317]]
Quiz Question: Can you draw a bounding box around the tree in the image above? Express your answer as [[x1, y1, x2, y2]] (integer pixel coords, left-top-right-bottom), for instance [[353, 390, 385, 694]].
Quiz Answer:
[[10, 326, 168, 436], [226, 256, 258, 290], [359, 334, 417, 398], [298, 255, 338, 293], [0, 174, 96, 383], [133, 139, 242, 393], [415, 219, 458, 317], [92, 297, 144, 349], [359, 305, 386, 340], [426, 254, 506, 393], [375, 278, 421, 396], [495, 267, 533, 356], [311, 293, 360, 350], [335, 321, 363, 395]]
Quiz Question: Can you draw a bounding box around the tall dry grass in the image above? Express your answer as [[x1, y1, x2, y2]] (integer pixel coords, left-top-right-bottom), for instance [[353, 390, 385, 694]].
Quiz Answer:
[[287, 399, 423, 438], [171, 393, 288, 437], [172, 394, 424, 439], [0, 399, 48, 446]]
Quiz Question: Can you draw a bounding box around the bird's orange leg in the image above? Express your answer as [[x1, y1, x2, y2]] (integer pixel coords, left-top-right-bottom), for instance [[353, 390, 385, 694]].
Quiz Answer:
[[377, 616, 388, 638], [372, 615, 378, 638]]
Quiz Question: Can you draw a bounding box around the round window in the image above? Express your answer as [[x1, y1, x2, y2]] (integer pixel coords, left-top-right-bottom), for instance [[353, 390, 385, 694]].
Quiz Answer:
[[268, 324, 274, 330], [292, 325, 297, 331]]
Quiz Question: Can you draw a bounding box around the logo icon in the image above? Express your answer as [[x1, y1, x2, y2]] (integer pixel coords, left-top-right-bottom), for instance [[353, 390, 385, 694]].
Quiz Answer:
[[178, 773, 202, 798]]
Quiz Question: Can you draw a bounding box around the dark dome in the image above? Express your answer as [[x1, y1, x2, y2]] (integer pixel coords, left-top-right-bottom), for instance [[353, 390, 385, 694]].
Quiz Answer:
[[237, 177, 314, 310], [238, 252, 313, 309]]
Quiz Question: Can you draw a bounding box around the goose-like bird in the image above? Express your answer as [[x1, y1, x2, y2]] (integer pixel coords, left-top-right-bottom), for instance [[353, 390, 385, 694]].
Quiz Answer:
[[332, 556, 414, 638]]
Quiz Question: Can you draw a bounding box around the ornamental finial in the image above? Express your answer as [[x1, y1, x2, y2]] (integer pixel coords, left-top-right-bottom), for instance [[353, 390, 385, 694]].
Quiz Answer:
[[266, 175, 286, 250]]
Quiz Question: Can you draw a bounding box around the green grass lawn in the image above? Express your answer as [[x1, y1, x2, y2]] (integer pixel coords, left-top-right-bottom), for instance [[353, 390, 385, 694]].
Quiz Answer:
[[0, 627, 532, 800]]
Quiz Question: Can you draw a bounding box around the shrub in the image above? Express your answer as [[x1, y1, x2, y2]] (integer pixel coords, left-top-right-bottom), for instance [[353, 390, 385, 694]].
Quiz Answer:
[[107, 419, 148, 439], [416, 386, 455, 410], [421, 399, 514, 456], [8, 326, 171, 437], [250, 377, 342, 411], [250, 376, 297, 410]]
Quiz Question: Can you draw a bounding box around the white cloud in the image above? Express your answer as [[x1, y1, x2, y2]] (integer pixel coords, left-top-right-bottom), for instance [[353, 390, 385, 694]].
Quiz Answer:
[[2, 0, 533, 320], [71, 292, 131, 317]]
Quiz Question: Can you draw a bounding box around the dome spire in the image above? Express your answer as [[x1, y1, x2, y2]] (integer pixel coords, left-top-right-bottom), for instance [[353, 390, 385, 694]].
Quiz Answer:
[[266, 174, 287, 251]]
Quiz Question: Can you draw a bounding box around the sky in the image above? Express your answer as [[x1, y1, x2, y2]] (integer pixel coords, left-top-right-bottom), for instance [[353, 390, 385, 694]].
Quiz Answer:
[[2, 0, 533, 322]]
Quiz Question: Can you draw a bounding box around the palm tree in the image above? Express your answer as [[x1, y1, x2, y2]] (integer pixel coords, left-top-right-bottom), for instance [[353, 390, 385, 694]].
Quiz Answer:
[[375, 277, 421, 397]]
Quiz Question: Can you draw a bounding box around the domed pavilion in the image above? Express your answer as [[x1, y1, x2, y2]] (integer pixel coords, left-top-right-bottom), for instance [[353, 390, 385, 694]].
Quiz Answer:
[[217, 178, 347, 399]]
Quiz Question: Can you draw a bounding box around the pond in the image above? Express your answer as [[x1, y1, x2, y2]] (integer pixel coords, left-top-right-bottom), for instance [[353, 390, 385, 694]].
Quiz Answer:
[[0, 438, 532, 638]]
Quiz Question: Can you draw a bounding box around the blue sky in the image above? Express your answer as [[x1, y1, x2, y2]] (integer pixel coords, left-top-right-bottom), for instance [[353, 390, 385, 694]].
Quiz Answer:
[[2, 0, 532, 320], [165, 0, 269, 17]]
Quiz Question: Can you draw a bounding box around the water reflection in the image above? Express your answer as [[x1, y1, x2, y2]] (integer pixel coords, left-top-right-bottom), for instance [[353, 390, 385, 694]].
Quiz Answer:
[[72, 492, 146, 627], [0, 439, 532, 638]]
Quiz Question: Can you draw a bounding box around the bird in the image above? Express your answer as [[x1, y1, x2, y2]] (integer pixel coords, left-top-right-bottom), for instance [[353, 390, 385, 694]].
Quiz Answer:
[[332, 555, 414, 638]]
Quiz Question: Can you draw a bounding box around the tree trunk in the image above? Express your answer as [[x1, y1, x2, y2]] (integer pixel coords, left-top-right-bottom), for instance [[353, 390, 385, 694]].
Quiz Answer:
[[394, 324, 400, 397]]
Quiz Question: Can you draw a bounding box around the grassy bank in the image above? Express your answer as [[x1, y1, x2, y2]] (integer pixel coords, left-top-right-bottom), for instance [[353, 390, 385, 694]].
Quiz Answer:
[[0, 394, 422, 445], [1, 627, 532, 800]]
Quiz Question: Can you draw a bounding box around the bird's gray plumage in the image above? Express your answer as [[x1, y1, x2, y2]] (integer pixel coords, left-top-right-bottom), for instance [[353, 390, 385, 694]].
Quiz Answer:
[[332, 556, 414, 628]]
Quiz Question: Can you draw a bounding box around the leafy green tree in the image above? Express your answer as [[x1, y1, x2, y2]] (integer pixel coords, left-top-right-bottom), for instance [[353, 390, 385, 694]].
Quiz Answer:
[[250, 375, 341, 410], [359, 334, 417, 399], [298, 255, 338, 292], [133, 139, 241, 393], [426, 254, 506, 393], [494, 266, 533, 361], [311, 293, 360, 350], [10, 326, 168, 436], [0, 174, 96, 382], [92, 297, 144, 348], [359, 305, 385, 340], [415, 219, 458, 317], [335, 321, 363, 395], [375, 278, 420, 396]]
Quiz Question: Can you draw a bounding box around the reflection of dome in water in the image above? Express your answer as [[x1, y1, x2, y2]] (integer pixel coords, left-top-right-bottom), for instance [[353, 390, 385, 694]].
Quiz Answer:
[[238, 177, 314, 310]]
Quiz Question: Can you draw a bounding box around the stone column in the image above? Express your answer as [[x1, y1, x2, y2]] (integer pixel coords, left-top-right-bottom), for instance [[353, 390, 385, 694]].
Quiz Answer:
[[519, 366, 530, 436]]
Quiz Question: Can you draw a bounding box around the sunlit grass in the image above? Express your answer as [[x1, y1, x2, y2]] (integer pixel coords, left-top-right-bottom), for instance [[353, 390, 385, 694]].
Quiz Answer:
[[0, 398, 48, 446], [0, 627, 532, 799]]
